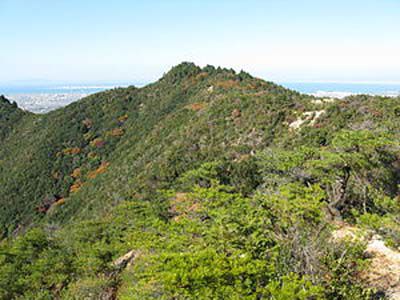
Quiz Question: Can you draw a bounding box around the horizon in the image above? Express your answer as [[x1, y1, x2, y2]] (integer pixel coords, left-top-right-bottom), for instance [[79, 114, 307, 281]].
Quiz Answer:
[[3, 62, 400, 114], [2, 61, 400, 87], [1, 0, 400, 83], [2, 62, 400, 98]]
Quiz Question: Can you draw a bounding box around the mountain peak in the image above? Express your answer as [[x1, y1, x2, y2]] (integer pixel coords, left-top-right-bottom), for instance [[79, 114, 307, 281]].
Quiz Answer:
[[161, 62, 255, 85], [0, 95, 18, 110], [161, 62, 202, 83]]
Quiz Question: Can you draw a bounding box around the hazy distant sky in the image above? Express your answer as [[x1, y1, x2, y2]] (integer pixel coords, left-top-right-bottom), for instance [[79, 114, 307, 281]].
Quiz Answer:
[[1, 0, 399, 83]]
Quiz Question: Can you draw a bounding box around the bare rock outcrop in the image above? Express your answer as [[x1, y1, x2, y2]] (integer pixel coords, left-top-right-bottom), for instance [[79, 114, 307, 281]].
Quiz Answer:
[[332, 224, 400, 299]]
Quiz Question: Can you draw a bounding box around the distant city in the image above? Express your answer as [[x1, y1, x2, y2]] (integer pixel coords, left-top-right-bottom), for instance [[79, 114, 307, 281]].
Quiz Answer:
[[1, 83, 133, 113]]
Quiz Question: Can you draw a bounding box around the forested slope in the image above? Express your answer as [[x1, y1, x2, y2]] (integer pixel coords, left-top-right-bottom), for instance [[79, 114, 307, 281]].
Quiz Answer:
[[0, 63, 399, 299], [0, 95, 28, 142]]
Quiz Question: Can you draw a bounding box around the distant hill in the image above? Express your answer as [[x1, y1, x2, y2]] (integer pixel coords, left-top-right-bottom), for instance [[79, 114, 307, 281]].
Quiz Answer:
[[0, 95, 28, 142], [0, 63, 399, 299]]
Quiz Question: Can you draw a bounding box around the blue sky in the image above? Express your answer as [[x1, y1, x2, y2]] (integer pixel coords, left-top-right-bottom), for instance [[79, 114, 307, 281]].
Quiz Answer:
[[1, 0, 399, 84]]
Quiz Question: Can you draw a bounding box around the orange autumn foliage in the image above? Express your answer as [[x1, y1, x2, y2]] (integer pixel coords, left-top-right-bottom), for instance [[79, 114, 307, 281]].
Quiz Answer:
[[71, 168, 81, 178], [186, 102, 206, 112], [194, 72, 209, 81], [62, 147, 81, 155], [107, 128, 124, 137], [54, 198, 65, 206], [87, 162, 110, 179], [70, 181, 83, 193], [215, 79, 240, 89], [118, 114, 129, 123], [90, 138, 106, 148], [169, 192, 201, 222]]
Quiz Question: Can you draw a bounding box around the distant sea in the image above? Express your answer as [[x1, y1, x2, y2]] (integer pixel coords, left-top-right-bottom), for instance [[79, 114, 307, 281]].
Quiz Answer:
[[1, 82, 399, 113], [282, 82, 400, 99]]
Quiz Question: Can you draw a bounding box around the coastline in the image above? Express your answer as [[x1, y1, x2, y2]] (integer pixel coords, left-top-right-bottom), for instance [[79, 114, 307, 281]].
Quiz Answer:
[[2, 82, 399, 113]]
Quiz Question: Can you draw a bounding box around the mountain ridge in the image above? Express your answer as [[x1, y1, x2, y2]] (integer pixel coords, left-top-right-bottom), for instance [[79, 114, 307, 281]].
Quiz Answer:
[[0, 63, 399, 299], [0, 62, 302, 234]]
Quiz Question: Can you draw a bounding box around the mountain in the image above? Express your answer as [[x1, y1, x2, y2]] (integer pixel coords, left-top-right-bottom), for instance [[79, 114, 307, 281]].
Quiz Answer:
[[0, 62, 296, 234], [0, 95, 28, 142], [0, 63, 399, 299]]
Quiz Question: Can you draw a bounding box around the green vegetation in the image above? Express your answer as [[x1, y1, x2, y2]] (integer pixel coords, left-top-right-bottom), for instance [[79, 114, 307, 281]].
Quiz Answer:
[[0, 95, 28, 142], [0, 63, 399, 299]]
